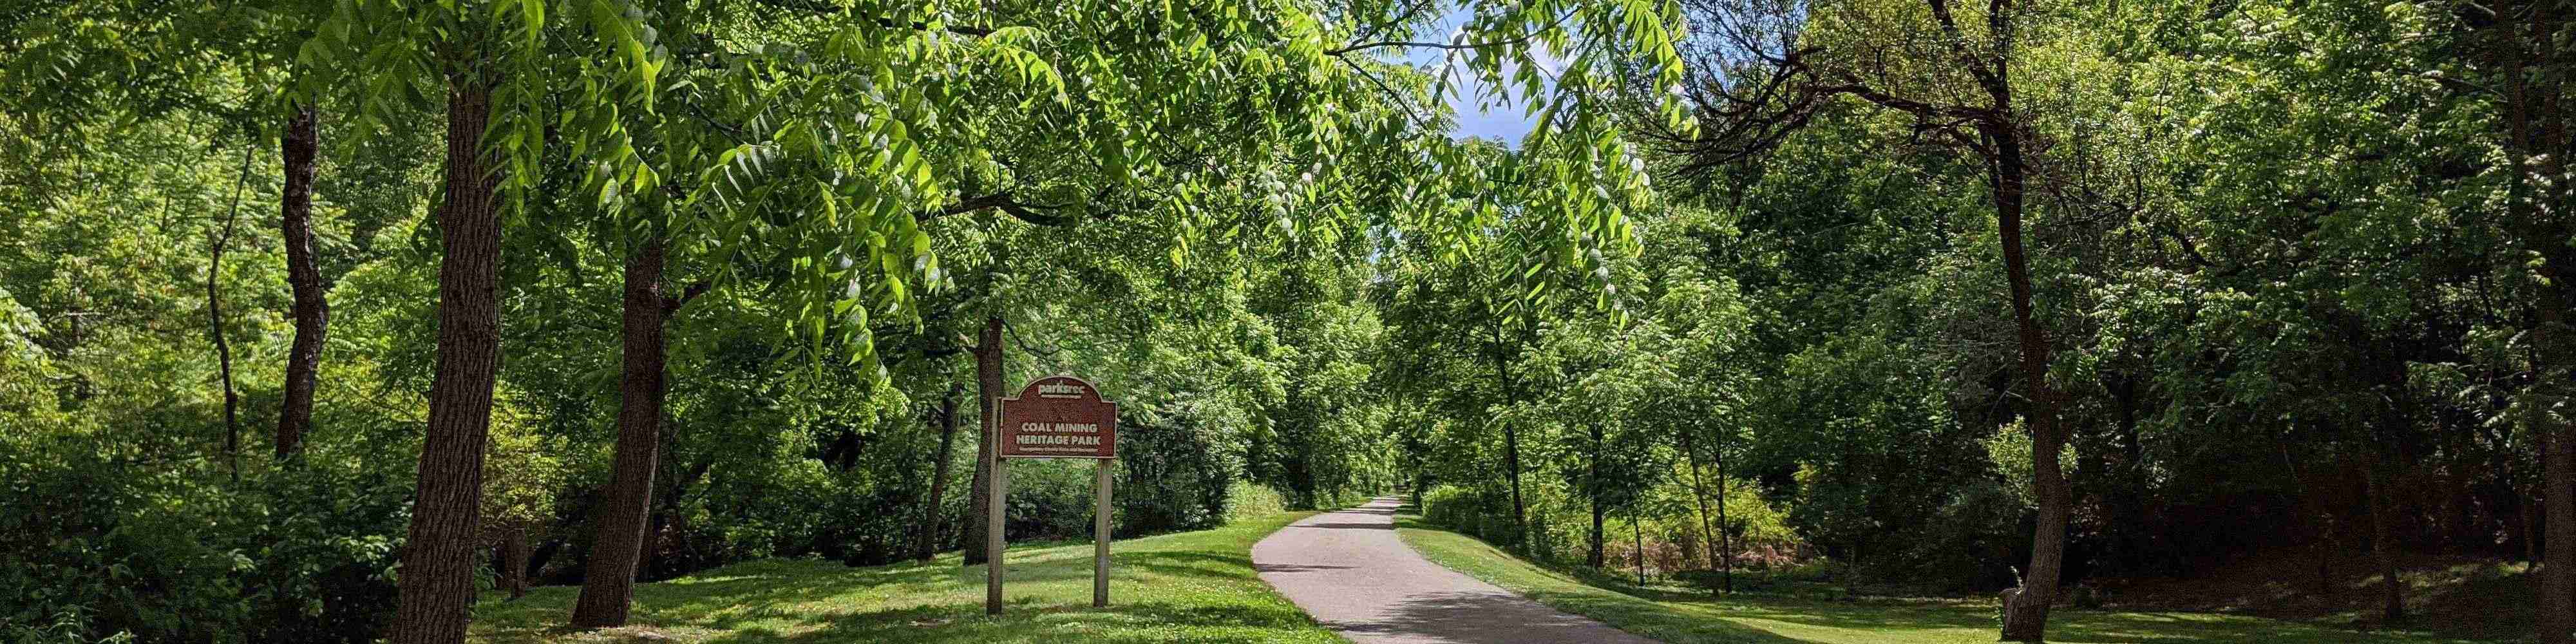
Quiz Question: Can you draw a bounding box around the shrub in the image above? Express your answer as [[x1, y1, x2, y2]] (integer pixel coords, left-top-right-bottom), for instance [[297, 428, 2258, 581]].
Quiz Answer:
[[0, 440, 408, 643], [1421, 485, 1515, 544], [1221, 482, 1289, 524]]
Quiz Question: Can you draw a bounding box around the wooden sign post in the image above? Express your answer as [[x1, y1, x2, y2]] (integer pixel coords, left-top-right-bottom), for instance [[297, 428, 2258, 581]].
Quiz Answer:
[[988, 375, 1119, 615]]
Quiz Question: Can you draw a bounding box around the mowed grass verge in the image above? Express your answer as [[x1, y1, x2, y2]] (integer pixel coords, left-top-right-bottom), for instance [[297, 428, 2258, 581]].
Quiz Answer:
[[1393, 516, 2503, 644], [468, 512, 1336, 643]]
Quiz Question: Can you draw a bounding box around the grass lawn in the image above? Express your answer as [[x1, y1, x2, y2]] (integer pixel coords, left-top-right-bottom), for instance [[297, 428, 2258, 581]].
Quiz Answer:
[[468, 512, 1338, 643], [1393, 516, 2507, 644]]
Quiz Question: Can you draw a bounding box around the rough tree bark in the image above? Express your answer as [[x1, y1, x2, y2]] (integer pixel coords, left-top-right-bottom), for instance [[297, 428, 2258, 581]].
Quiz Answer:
[[571, 238, 677, 628], [965, 316, 1004, 565], [916, 384, 963, 562], [387, 78, 505, 644], [276, 102, 325, 459]]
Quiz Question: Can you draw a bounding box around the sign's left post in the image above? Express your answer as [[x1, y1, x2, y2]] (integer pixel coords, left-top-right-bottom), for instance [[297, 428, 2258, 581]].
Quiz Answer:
[[985, 402, 1006, 616]]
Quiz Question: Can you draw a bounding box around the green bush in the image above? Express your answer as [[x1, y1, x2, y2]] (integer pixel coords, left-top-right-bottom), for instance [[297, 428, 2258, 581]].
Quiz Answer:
[[1421, 485, 1515, 545], [1221, 482, 1289, 524], [0, 440, 407, 643], [1115, 412, 1243, 535]]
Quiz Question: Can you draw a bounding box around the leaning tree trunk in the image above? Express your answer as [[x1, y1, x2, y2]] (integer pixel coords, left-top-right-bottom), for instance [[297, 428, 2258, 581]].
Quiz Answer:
[[964, 316, 1004, 565], [1631, 504, 1647, 587], [388, 79, 506, 644], [1991, 119, 2073, 643], [276, 102, 324, 459], [572, 238, 674, 628], [916, 384, 963, 562]]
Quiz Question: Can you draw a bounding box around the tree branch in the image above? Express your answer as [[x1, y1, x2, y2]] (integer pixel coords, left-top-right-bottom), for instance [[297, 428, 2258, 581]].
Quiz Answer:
[[1327, 12, 1573, 56], [662, 280, 713, 314], [923, 191, 1108, 227], [752, 0, 995, 36]]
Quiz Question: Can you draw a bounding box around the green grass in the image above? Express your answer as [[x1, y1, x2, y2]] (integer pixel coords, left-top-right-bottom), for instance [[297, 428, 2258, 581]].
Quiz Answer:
[[468, 512, 1338, 643], [1393, 516, 2504, 644]]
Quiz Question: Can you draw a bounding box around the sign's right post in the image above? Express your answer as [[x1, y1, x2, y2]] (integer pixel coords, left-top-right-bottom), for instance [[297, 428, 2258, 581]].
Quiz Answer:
[[1094, 457, 1112, 607]]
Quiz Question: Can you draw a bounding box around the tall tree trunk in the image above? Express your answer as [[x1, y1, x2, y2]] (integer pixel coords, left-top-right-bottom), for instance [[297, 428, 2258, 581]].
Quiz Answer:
[[1714, 430, 1732, 593], [2552, 423, 2573, 644], [388, 79, 505, 644], [965, 316, 1004, 565], [2363, 328, 2415, 624], [1676, 430, 1718, 574], [1490, 341, 1526, 548], [2366, 451, 2404, 623], [210, 144, 250, 475], [1632, 504, 1647, 587], [2108, 373, 2147, 571], [2553, 415, 2573, 644], [571, 237, 674, 628], [496, 521, 530, 600], [1588, 423, 1606, 568], [1991, 118, 2072, 643], [2490, 3, 2571, 639], [916, 384, 963, 562], [2281, 437, 2337, 598], [276, 103, 325, 459]]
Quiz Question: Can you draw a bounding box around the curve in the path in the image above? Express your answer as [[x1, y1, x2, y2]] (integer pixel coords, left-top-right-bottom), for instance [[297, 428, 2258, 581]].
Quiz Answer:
[[1253, 497, 1658, 644]]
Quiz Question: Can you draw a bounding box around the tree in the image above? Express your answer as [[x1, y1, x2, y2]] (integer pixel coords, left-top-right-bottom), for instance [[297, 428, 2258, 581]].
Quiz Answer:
[[914, 384, 963, 562], [274, 102, 323, 459], [389, 66, 506, 644], [2463, 1, 2575, 639], [569, 236, 699, 627], [1660, 0, 2077, 637], [310, 1, 665, 640]]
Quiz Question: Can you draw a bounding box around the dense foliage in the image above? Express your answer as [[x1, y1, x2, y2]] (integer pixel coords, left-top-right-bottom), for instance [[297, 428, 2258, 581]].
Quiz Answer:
[[1396, 1, 2572, 641], [5, 0, 2572, 642]]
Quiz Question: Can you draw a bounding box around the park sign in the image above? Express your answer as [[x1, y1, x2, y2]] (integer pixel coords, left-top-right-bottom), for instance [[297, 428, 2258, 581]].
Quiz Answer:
[[999, 375, 1118, 459], [988, 375, 1119, 616]]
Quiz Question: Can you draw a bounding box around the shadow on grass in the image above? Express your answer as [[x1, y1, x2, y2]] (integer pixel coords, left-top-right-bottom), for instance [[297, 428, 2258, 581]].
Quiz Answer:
[[692, 598, 1319, 644], [1389, 517, 2496, 644], [471, 514, 1340, 644]]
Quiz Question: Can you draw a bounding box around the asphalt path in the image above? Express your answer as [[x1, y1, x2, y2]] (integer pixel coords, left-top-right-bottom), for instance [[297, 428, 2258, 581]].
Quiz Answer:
[[1251, 497, 1659, 644]]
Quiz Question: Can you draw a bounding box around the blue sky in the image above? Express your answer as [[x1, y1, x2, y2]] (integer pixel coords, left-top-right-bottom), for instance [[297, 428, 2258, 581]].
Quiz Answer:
[[1394, 6, 1557, 146]]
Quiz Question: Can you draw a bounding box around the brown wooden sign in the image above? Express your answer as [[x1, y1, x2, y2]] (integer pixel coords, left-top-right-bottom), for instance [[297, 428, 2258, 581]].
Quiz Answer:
[[998, 375, 1118, 459], [987, 374, 1119, 615]]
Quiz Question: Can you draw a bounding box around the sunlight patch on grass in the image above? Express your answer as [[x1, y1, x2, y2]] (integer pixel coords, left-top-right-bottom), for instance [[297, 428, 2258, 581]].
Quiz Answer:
[[469, 513, 1338, 643]]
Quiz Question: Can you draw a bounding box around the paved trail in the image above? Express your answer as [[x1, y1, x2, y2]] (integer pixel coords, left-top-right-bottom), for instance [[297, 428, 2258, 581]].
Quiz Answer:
[[1253, 497, 1658, 644]]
